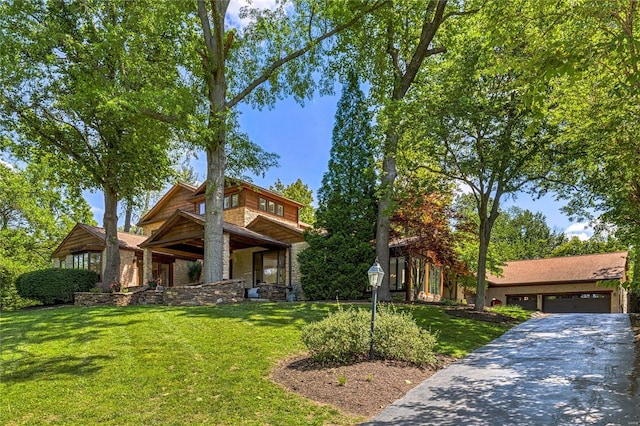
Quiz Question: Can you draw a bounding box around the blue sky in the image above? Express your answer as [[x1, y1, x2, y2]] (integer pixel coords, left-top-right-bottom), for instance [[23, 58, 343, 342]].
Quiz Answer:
[[82, 91, 593, 240]]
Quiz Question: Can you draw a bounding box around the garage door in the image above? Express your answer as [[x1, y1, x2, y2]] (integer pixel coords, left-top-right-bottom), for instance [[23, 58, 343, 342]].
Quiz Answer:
[[506, 295, 537, 311], [542, 293, 611, 313]]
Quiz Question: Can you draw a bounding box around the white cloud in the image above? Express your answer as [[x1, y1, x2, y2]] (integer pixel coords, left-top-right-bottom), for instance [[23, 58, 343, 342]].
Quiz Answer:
[[563, 222, 593, 241], [226, 0, 280, 29]]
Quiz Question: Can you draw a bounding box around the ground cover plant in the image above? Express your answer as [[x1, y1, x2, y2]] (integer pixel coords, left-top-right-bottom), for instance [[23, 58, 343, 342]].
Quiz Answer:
[[0, 303, 529, 425]]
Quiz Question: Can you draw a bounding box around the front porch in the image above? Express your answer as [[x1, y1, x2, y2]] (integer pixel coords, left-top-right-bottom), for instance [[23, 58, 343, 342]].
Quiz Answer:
[[139, 210, 296, 292]]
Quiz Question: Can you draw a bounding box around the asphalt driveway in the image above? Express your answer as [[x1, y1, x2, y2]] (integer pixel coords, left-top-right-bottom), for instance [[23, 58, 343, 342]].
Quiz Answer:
[[364, 314, 639, 425]]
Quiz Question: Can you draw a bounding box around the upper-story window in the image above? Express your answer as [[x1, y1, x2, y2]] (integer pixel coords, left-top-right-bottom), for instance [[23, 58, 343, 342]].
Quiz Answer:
[[224, 193, 239, 209], [197, 193, 239, 215], [258, 196, 284, 217]]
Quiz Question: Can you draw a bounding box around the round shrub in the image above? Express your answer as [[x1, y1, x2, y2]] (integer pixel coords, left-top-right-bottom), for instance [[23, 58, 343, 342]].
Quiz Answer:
[[373, 305, 437, 365], [301, 304, 438, 366], [15, 268, 99, 305]]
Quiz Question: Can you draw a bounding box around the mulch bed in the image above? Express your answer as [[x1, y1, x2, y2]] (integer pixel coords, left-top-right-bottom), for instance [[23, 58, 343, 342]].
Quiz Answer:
[[271, 354, 456, 419]]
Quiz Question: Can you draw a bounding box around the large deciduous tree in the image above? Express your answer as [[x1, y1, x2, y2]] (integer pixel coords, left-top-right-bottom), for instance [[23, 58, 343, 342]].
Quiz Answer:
[[331, 0, 479, 301], [408, 25, 556, 310], [298, 73, 377, 300], [545, 1, 640, 290], [185, 0, 387, 284], [0, 0, 187, 286]]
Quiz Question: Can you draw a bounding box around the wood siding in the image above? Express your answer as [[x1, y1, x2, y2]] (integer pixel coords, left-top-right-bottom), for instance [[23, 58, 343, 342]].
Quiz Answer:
[[140, 185, 197, 233], [54, 229, 103, 258]]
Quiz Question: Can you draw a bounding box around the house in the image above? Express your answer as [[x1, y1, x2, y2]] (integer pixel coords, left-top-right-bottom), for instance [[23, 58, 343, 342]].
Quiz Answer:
[[53, 179, 310, 294], [53, 178, 451, 301], [388, 237, 445, 302], [486, 252, 629, 313]]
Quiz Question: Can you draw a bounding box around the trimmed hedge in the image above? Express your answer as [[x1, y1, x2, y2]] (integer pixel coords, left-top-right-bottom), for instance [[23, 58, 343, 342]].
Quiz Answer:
[[15, 268, 98, 305]]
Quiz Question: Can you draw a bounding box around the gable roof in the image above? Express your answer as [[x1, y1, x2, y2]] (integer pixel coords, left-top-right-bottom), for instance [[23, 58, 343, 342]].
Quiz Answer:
[[137, 182, 198, 225], [52, 223, 146, 258], [246, 215, 305, 244], [487, 252, 628, 286]]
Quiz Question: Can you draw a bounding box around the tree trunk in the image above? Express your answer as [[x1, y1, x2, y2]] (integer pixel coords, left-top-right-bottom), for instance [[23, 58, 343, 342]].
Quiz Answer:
[[375, 132, 399, 301], [103, 188, 120, 287], [476, 217, 489, 311], [123, 201, 132, 232], [203, 140, 226, 284]]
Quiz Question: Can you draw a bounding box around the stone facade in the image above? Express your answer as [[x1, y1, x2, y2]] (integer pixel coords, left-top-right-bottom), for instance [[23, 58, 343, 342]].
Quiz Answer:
[[173, 258, 192, 286]]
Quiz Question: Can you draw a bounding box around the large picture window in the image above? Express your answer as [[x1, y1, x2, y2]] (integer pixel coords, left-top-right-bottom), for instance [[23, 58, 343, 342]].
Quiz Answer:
[[72, 251, 102, 280], [253, 250, 286, 285]]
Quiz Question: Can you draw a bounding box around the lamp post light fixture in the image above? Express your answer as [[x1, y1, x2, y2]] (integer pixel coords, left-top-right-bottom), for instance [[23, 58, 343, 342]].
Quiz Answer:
[[367, 257, 385, 360]]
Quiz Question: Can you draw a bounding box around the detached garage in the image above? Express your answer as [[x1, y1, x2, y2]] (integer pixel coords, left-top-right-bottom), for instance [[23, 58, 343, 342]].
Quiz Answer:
[[486, 252, 629, 314]]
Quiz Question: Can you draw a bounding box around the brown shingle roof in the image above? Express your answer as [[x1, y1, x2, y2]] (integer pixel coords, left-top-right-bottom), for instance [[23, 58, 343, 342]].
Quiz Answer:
[[78, 224, 147, 250], [487, 252, 628, 286]]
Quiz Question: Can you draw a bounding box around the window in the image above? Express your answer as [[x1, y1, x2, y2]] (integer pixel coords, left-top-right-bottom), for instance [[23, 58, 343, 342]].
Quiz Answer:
[[258, 197, 284, 216], [428, 264, 441, 295], [198, 202, 205, 215], [389, 256, 406, 291], [253, 250, 286, 284], [72, 252, 101, 280]]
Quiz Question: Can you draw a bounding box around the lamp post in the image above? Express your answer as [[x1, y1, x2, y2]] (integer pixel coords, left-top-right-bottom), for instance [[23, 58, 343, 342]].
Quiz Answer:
[[368, 257, 385, 360]]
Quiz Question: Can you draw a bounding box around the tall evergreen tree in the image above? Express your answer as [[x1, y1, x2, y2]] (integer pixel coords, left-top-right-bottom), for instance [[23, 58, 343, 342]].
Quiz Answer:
[[298, 73, 377, 300]]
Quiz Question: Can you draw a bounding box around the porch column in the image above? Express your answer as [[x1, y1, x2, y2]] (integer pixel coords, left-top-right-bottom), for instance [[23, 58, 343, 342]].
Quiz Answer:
[[143, 247, 153, 285], [222, 232, 230, 280]]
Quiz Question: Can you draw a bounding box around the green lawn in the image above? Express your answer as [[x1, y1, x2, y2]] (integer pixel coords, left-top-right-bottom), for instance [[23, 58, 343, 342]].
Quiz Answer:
[[0, 303, 528, 425]]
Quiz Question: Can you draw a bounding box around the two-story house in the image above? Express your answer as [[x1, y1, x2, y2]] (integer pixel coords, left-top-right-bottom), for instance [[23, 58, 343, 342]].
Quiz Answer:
[[53, 179, 310, 293]]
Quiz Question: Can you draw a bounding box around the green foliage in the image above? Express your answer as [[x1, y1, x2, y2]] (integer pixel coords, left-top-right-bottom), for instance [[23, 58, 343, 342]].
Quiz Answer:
[[489, 304, 532, 323], [491, 206, 565, 261], [299, 231, 373, 300], [372, 305, 437, 365], [299, 74, 376, 300], [301, 304, 437, 365], [0, 265, 40, 311], [550, 235, 627, 258], [0, 303, 525, 424], [187, 261, 203, 283], [15, 269, 98, 305], [301, 307, 370, 364]]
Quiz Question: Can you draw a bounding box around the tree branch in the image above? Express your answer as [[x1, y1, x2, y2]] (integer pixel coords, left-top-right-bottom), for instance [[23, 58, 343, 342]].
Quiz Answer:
[[227, 0, 390, 109]]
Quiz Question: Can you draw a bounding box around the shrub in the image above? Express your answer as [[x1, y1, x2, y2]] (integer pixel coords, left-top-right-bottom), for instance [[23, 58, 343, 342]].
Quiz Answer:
[[0, 264, 40, 311], [187, 261, 202, 283], [15, 268, 98, 305], [374, 305, 437, 365], [301, 304, 438, 366], [301, 307, 370, 364]]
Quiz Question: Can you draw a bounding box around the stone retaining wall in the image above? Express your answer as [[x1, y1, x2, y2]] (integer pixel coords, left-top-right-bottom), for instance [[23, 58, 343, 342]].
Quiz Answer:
[[74, 279, 261, 307], [164, 280, 245, 306]]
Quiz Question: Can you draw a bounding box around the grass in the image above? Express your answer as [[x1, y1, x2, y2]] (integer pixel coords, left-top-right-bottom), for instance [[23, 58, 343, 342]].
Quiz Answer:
[[0, 302, 529, 425]]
